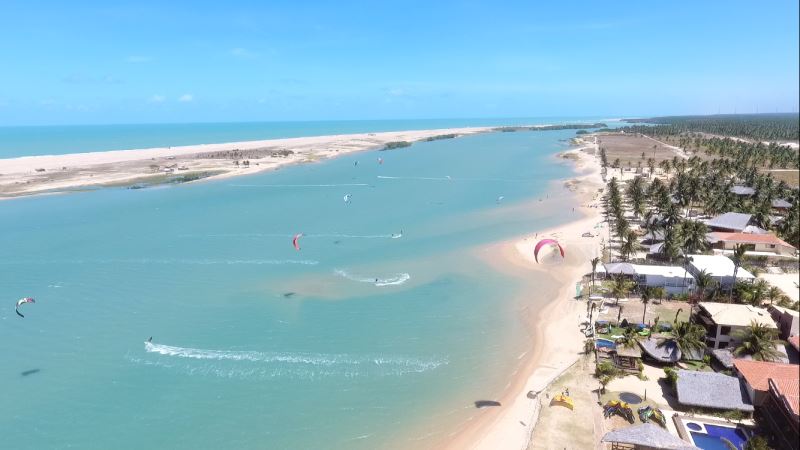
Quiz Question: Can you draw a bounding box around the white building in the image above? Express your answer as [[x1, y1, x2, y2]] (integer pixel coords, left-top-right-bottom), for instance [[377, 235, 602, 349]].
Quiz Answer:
[[687, 254, 755, 289], [695, 302, 778, 350], [602, 263, 695, 295]]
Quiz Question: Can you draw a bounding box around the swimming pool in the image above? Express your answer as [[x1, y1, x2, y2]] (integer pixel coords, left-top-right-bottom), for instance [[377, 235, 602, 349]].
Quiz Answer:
[[686, 422, 749, 450], [595, 338, 616, 350]]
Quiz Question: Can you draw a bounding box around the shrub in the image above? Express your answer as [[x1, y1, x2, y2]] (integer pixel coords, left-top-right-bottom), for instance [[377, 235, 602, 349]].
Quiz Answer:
[[663, 367, 678, 387]]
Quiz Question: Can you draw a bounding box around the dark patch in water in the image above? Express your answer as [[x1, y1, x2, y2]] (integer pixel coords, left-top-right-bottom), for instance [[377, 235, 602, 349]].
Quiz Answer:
[[21, 369, 41, 377], [474, 400, 501, 408], [283, 292, 296, 298]]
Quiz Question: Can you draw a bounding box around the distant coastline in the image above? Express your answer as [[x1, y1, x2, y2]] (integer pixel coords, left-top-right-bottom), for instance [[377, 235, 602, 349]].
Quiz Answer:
[[0, 123, 607, 200]]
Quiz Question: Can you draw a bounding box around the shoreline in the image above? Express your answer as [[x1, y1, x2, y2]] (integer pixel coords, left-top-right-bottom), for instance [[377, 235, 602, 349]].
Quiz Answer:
[[0, 126, 491, 199], [442, 136, 605, 449]]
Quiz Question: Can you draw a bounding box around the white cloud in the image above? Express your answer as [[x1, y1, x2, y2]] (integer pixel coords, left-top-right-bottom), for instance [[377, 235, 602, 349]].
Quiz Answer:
[[148, 94, 166, 103], [178, 94, 193, 102], [126, 55, 151, 63], [230, 47, 257, 59]]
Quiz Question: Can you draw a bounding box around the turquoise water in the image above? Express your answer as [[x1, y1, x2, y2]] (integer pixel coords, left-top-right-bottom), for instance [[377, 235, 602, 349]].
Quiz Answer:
[[1, 128, 586, 449], [0, 117, 608, 157]]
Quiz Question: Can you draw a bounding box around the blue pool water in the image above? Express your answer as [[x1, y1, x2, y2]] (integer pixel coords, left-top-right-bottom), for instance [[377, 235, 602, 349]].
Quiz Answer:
[[595, 338, 616, 349], [690, 424, 749, 450]]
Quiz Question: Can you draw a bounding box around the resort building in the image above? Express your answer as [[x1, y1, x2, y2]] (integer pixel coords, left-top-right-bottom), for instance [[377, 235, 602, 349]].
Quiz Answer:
[[694, 302, 778, 350], [601, 263, 695, 295], [675, 369, 754, 413], [733, 360, 799, 406], [601, 423, 700, 450], [767, 305, 799, 339], [705, 212, 754, 232], [772, 198, 792, 213], [760, 377, 799, 450], [687, 254, 754, 289], [729, 185, 756, 196], [706, 232, 798, 259]]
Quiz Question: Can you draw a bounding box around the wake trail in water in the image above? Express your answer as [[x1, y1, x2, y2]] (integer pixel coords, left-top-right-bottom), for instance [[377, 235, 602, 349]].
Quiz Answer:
[[178, 232, 400, 240], [136, 342, 445, 379], [334, 269, 411, 286]]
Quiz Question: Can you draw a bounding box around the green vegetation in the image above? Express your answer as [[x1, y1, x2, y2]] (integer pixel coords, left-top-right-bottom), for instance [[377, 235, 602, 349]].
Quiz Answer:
[[422, 134, 457, 141], [657, 321, 707, 361], [624, 113, 800, 141], [742, 436, 771, 450], [732, 321, 786, 361], [663, 367, 678, 387], [381, 141, 412, 151]]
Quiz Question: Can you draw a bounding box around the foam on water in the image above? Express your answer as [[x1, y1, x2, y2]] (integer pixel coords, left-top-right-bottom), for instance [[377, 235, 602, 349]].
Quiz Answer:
[[229, 183, 371, 188], [138, 342, 446, 379], [334, 269, 411, 286]]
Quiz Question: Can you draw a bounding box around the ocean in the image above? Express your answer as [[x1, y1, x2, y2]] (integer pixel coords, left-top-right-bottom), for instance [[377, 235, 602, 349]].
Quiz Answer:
[[0, 120, 604, 449]]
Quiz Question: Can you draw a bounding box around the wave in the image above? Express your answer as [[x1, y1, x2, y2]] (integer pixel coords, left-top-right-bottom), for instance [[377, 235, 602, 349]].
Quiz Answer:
[[334, 269, 411, 286], [377, 175, 452, 181], [4, 258, 319, 266], [229, 183, 370, 187], [136, 342, 446, 379]]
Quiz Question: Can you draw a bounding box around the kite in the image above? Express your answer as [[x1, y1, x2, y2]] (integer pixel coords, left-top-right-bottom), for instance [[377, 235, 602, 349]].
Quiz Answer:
[[15, 297, 35, 318], [292, 233, 303, 251], [533, 239, 564, 263]]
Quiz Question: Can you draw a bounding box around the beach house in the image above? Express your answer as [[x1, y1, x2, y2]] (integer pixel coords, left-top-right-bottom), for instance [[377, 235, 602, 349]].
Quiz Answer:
[[687, 254, 754, 289], [675, 370, 754, 413], [767, 305, 800, 339], [706, 232, 797, 259], [733, 359, 799, 406], [705, 212, 754, 232], [694, 302, 778, 350], [601, 263, 695, 295], [760, 377, 799, 450]]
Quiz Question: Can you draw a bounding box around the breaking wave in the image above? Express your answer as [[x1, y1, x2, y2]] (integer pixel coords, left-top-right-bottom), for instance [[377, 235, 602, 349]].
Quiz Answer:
[[334, 269, 411, 286], [135, 342, 446, 379]]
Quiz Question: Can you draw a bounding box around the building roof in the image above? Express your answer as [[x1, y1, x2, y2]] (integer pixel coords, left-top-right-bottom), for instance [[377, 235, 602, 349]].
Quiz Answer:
[[616, 344, 643, 358], [601, 424, 700, 450], [676, 369, 754, 412], [602, 262, 694, 280], [733, 360, 800, 393], [698, 302, 777, 328], [706, 212, 753, 231], [769, 378, 800, 418], [730, 185, 756, 196], [711, 348, 737, 369], [769, 305, 800, 318], [603, 262, 637, 275], [632, 264, 694, 279], [639, 337, 682, 363], [689, 254, 755, 279], [742, 225, 770, 234], [707, 232, 796, 250], [773, 198, 793, 209]]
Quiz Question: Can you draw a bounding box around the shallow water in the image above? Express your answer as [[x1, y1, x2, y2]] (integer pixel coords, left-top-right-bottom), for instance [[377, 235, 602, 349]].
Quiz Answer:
[[2, 127, 591, 449]]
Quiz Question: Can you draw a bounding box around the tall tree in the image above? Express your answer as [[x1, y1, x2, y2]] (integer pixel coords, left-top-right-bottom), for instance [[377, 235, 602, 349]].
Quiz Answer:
[[732, 321, 785, 362], [729, 244, 748, 302], [590, 257, 601, 295], [657, 321, 706, 361]]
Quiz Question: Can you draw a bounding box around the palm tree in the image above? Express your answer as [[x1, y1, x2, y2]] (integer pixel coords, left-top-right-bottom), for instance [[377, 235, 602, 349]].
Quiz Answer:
[[657, 321, 707, 361], [618, 327, 639, 348], [673, 308, 683, 324], [680, 220, 708, 254], [729, 244, 748, 302], [732, 321, 786, 361], [620, 230, 639, 261], [590, 257, 601, 294], [741, 279, 769, 306], [694, 269, 715, 299], [767, 286, 783, 305], [610, 275, 634, 306], [641, 288, 651, 324]]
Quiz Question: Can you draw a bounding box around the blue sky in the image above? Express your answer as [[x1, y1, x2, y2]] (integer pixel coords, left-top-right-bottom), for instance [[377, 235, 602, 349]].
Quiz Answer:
[[1, 0, 798, 125]]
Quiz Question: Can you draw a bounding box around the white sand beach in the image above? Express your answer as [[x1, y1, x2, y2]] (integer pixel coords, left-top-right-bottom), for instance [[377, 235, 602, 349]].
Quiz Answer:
[[0, 126, 494, 198], [443, 138, 607, 449]]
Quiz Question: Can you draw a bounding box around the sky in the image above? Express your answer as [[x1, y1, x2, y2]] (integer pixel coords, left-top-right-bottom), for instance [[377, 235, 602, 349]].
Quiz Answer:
[[1, 0, 798, 125]]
